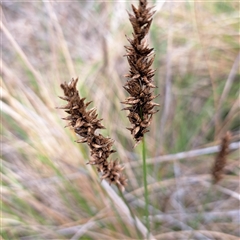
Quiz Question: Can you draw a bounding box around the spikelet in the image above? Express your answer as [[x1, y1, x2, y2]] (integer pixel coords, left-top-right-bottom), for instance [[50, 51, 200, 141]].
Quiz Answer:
[[58, 78, 127, 191], [122, 0, 159, 147], [212, 131, 231, 184]]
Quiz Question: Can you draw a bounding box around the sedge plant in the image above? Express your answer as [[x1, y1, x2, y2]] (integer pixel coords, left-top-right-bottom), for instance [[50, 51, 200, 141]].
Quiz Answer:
[[122, 0, 159, 235], [57, 0, 159, 237], [2, 0, 240, 239]]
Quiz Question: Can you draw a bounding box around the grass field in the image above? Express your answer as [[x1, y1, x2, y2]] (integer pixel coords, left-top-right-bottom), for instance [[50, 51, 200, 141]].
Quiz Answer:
[[1, 1, 240, 239]]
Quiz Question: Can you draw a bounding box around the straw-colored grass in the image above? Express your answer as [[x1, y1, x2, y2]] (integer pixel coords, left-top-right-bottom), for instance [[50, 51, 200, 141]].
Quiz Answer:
[[1, 1, 239, 239]]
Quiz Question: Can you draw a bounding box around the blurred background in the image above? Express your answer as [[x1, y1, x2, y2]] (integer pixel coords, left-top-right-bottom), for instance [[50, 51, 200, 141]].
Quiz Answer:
[[1, 1, 239, 239]]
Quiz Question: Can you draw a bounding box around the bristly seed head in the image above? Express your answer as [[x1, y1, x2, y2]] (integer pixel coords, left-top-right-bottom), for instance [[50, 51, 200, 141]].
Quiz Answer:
[[122, 0, 159, 147], [58, 78, 127, 191], [212, 131, 231, 184]]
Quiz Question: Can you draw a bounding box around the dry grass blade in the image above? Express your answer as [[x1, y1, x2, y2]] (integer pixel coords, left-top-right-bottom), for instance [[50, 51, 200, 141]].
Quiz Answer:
[[101, 181, 156, 240], [44, 1, 76, 77], [0, 21, 53, 108], [156, 230, 240, 240], [127, 141, 240, 167], [218, 53, 240, 113]]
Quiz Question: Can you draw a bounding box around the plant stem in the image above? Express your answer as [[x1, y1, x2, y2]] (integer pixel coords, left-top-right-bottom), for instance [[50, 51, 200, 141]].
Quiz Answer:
[[118, 188, 142, 239], [142, 136, 150, 238]]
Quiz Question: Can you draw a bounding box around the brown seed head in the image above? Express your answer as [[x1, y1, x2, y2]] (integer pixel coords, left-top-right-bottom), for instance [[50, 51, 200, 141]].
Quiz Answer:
[[58, 78, 127, 191], [212, 131, 231, 184], [122, 0, 159, 146]]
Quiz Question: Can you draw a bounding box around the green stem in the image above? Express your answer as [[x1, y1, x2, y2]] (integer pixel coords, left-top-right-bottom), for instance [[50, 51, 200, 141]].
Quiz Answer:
[[142, 136, 150, 238]]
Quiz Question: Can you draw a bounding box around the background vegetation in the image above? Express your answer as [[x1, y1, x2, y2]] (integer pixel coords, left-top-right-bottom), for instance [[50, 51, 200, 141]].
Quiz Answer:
[[1, 1, 239, 239]]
